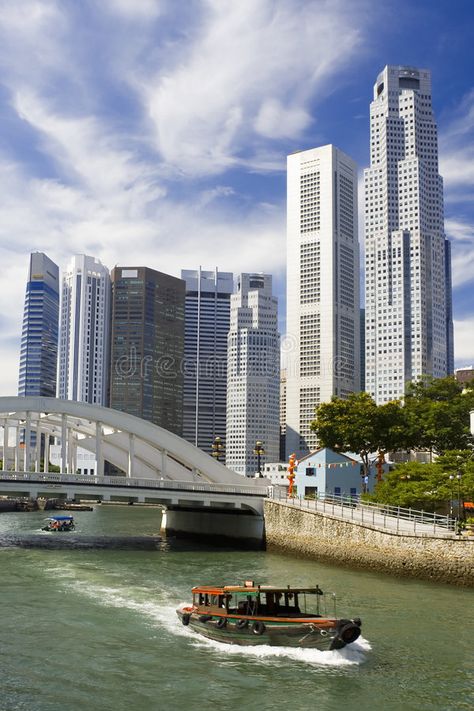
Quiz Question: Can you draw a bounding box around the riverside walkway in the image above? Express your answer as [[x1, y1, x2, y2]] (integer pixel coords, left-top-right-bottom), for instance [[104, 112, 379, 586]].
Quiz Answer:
[[268, 489, 461, 539]]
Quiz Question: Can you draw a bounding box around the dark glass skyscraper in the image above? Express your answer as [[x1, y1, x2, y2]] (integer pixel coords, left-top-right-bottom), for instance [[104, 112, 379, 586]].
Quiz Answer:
[[18, 252, 59, 398], [109, 267, 185, 435]]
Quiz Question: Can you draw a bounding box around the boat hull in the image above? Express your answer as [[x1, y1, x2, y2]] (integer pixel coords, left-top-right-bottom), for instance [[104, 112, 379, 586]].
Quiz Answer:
[[177, 610, 358, 651]]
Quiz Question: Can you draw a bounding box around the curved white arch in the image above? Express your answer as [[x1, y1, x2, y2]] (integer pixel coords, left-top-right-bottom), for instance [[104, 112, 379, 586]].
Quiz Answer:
[[0, 396, 258, 487]]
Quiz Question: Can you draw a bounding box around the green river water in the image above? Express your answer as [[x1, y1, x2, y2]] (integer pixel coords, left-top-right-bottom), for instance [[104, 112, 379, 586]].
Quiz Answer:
[[0, 505, 473, 711]]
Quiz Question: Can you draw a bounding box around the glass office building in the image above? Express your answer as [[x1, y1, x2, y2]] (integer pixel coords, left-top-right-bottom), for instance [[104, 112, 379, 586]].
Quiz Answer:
[[18, 252, 59, 398], [109, 267, 185, 435]]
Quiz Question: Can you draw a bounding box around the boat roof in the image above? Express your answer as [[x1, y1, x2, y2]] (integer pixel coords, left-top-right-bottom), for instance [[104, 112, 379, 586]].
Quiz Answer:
[[46, 516, 74, 521], [192, 584, 323, 595]]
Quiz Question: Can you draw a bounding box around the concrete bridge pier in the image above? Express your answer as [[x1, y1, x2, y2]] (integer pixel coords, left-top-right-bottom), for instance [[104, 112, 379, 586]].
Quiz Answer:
[[160, 508, 265, 549]]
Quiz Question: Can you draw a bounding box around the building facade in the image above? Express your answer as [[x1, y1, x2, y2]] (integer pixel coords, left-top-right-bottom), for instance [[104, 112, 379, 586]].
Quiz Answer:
[[225, 273, 280, 476], [109, 267, 185, 435], [57, 255, 110, 406], [364, 65, 454, 403], [18, 252, 59, 398], [286, 144, 360, 459], [181, 268, 233, 454]]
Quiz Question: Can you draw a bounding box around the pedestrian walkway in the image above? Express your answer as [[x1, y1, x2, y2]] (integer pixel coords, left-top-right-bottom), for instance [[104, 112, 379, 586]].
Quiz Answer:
[[268, 490, 460, 539]]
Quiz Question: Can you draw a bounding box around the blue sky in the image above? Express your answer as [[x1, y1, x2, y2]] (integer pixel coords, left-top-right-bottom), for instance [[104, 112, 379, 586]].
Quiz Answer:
[[0, 0, 473, 394]]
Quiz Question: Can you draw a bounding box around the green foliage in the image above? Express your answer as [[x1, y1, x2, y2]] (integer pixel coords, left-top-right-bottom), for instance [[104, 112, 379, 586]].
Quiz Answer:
[[367, 455, 474, 511], [311, 392, 409, 473], [404, 376, 474, 454]]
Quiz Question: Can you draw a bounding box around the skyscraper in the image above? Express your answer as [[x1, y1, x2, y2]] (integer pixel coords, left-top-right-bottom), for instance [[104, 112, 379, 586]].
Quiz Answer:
[[226, 274, 280, 476], [109, 267, 185, 435], [57, 255, 110, 405], [364, 65, 453, 403], [181, 268, 233, 454], [286, 145, 360, 458], [18, 252, 59, 398]]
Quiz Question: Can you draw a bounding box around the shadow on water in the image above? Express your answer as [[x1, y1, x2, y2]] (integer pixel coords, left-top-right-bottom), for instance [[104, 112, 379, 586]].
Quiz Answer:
[[0, 532, 258, 553]]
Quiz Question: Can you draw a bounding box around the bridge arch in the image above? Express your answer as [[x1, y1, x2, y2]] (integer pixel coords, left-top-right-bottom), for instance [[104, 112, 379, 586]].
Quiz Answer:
[[0, 396, 256, 487]]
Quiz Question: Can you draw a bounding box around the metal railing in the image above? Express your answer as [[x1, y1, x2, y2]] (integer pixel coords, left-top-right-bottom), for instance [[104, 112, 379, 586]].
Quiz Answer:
[[0, 471, 269, 498], [267, 488, 458, 537]]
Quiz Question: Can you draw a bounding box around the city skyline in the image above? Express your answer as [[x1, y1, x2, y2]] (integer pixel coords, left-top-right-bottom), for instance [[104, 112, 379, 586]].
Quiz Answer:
[[1, 1, 474, 395]]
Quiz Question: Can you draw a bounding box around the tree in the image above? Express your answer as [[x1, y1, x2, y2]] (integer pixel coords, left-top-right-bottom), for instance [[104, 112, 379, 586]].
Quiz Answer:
[[404, 376, 474, 455], [367, 454, 474, 512], [311, 392, 410, 486]]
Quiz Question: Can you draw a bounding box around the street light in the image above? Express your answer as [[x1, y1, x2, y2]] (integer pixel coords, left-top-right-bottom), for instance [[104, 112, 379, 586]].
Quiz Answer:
[[253, 440, 265, 477], [449, 474, 455, 517], [211, 436, 224, 462], [457, 472, 463, 521]]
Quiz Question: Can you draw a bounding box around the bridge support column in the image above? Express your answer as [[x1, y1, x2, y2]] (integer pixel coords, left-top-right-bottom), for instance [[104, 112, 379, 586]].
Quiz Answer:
[[96, 422, 103, 476], [24, 412, 31, 472], [61, 414, 67, 473], [2, 421, 8, 471], [160, 508, 264, 548], [15, 425, 20, 471], [128, 434, 134, 478], [35, 427, 42, 473], [161, 449, 167, 478], [44, 435, 50, 473]]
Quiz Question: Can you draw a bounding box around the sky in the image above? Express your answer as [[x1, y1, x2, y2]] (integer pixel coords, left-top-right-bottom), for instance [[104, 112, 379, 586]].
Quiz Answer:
[[0, 0, 473, 395]]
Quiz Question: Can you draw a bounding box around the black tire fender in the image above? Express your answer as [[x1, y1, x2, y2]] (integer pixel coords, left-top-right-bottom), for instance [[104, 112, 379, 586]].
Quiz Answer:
[[181, 613, 191, 626], [216, 617, 227, 629], [251, 621, 266, 635], [338, 622, 360, 645], [236, 619, 248, 630]]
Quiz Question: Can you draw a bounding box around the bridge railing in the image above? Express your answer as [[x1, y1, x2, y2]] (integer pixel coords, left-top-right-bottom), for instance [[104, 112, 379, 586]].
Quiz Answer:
[[0, 471, 269, 497], [267, 488, 457, 536]]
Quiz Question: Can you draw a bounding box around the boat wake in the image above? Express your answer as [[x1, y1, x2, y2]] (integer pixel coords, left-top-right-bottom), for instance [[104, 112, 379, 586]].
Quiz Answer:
[[182, 621, 371, 667], [39, 566, 371, 668]]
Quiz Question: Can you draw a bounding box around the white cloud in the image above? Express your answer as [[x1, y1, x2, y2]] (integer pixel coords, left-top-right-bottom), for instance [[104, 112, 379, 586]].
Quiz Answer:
[[254, 99, 311, 139], [140, 0, 364, 176], [103, 0, 163, 20], [440, 90, 474, 193], [454, 318, 474, 366]]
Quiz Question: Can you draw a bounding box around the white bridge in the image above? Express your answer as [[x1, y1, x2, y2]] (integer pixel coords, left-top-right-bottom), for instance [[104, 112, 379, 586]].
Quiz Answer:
[[0, 397, 268, 544]]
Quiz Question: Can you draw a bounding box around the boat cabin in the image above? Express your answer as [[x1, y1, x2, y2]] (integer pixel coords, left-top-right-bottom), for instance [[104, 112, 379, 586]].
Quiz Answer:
[[192, 582, 326, 619]]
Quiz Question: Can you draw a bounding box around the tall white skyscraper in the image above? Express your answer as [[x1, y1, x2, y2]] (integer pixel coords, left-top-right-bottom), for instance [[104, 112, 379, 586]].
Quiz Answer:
[[226, 274, 280, 476], [364, 65, 453, 403], [286, 145, 360, 458], [57, 255, 111, 405], [181, 268, 233, 455]]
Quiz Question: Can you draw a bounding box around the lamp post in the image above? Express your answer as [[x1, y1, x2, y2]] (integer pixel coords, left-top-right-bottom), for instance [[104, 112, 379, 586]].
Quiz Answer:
[[253, 440, 265, 477], [457, 472, 463, 521], [449, 474, 455, 517], [211, 436, 224, 462]]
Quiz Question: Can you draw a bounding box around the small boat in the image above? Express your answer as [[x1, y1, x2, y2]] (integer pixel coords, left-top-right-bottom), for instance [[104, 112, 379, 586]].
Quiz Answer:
[[177, 581, 362, 650], [42, 515, 75, 532]]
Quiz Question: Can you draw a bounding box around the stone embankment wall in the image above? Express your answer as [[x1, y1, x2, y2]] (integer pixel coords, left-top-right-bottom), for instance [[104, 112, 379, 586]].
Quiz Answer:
[[264, 501, 474, 587]]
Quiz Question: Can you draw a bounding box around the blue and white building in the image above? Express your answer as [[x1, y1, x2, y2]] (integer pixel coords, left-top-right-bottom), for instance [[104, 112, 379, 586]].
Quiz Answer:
[[18, 252, 59, 399], [294, 448, 364, 498]]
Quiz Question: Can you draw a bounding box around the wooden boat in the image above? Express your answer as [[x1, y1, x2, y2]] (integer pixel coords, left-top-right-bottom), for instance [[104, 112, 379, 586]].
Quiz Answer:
[[176, 581, 361, 650], [42, 515, 75, 532]]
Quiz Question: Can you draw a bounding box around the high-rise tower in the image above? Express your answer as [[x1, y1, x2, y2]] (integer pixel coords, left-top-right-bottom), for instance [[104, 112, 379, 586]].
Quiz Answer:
[[18, 252, 59, 398], [109, 267, 185, 435], [286, 145, 360, 458], [181, 268, 233, 454], [364, 66, 453, 403], [57, 255, 110, 405], [226, 274, 280, 476]]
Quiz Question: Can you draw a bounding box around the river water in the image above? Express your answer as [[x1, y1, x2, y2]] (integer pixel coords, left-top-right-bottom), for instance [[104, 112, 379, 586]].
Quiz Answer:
[[0, 506, 473, 711]]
